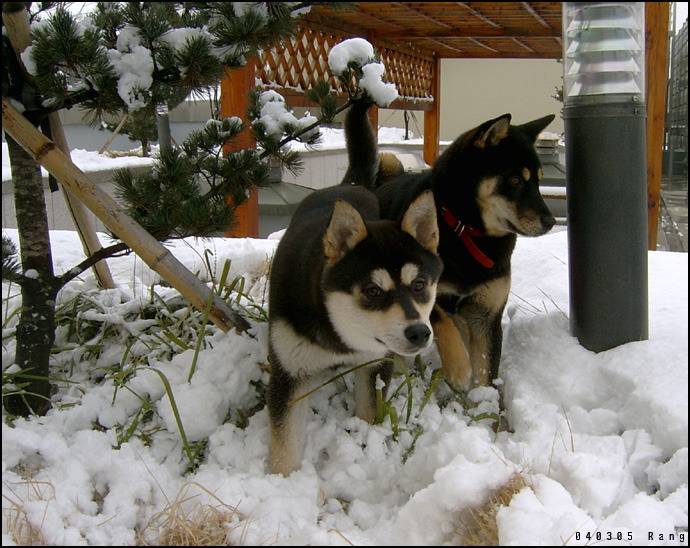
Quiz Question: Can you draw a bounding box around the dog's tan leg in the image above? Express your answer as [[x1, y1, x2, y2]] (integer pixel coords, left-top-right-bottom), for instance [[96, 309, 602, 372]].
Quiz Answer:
[[456, 276, 511, 387], [269, 392, 308, 476], [267, 357, 309, 476], [432, 305, 472, 390]]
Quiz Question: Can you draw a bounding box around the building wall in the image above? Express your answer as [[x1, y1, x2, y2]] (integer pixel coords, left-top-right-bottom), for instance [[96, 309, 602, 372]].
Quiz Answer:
[[57, 59, 565, 144], [379, 58, 565, 141]]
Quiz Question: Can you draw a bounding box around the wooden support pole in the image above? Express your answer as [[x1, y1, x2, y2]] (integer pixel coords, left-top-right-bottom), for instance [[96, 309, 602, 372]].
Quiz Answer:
[[368, 106, 379, 145], [2, 98, 250, 334], [424, 57, 441, 166], [645, 2, 670, 250], [98, 113, 129, 155], [50, 113, 116, 289], [2, 6, 115, 288], [221, 60, 259, 238]]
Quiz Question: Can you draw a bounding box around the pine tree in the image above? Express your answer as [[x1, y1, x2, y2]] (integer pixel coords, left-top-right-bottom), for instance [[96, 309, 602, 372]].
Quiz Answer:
[[2, 1, 396, 416], [1, 2, 316, 416]]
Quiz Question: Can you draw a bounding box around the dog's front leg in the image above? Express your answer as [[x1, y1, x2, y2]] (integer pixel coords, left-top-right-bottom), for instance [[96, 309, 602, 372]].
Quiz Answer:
[[432, 305, 472, 391], [354, 360, 393, 423], [268, 359, 309, 476], [457, 276, 511, 387]]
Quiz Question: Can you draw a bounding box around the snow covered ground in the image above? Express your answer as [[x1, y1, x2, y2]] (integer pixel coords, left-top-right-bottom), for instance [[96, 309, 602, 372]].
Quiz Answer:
[[1, 228, 687, 546]]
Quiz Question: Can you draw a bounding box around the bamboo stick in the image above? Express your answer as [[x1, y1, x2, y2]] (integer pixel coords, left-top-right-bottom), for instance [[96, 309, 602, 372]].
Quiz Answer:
[[49, 113, 116, 288], [98, 113, 129, 155], [3, 6, 115, 289], [2, 98, 250, 334]]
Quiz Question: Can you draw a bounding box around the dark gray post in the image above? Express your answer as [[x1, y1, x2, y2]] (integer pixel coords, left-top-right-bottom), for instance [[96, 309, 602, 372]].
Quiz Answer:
[[563, 2, 649, 352], [156, 104, 172, 153], [564, 97, 648, 351]]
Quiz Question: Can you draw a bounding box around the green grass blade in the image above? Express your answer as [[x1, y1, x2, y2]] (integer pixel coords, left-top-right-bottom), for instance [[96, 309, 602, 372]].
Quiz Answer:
[[149, 368, 194, 466]]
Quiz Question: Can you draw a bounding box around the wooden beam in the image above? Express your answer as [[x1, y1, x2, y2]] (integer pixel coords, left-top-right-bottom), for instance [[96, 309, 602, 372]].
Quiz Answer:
[[419, 50, 562, 60], [357, 6, 405, 30], [423, 58, 441, 166], [221, 60, 259, 238], [521, 2, 552, 29], [388, 97, 435, 112], [265, 89, 434, 112], [512, 37, 535, 53], [301, 14, 437, 61], [466, 37, 500, 54], [645, 2, 670, 250], [427, 38, 465, 55], [2, 98, 250, 334], [394, 2, 454, 29], [455, 2, 502, 28], [375, 27, 560, 38]]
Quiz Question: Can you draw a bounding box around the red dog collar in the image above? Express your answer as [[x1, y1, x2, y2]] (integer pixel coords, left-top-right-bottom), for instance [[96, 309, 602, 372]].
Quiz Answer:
[[440, 206, 495, 269]]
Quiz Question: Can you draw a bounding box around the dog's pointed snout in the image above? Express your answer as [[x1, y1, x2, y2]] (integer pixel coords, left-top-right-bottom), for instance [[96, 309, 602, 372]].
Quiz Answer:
[[541, 214, 556, 231], [404, 324, 431, 346]]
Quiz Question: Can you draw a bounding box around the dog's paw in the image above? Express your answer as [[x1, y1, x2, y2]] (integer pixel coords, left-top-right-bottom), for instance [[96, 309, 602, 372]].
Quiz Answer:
[[442, 361, 473, 392]]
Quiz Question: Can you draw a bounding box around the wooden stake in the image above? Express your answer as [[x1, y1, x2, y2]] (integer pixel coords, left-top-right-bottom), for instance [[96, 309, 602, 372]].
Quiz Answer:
[[98, 113, 129, 155], [2, 98, 250, 334], [424, 57, 441, 166], [50, 112, 116, 289], [368, 105, 379, 145], [645, 2, 670, 250], [221, 61, 259, 238], [3, 6, 115, 288]]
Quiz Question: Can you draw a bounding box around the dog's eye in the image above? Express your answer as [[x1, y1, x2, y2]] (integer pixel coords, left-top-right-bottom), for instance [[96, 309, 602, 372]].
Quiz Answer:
[[363, 284, 383, 299], [509, 176, 522, 187], [411, 278, 427, 293]]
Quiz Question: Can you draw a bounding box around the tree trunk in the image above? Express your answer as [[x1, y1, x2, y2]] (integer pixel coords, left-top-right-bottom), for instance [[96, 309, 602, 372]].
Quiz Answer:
[[141, 137, 149, 157], [3, 136, 57, 417]]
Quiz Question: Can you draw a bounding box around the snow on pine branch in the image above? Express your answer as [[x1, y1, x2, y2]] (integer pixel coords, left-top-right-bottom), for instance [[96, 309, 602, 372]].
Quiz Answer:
[[327, 37, 375, 74], [327, 37, 398, 107], [254, 90, 318, 141], [359, 62, 399, 108]]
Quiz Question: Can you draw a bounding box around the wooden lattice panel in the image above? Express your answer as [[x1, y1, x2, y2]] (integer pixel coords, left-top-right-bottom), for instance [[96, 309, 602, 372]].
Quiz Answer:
[[378, 48, 434, 101], [257, 24, 435, 105]]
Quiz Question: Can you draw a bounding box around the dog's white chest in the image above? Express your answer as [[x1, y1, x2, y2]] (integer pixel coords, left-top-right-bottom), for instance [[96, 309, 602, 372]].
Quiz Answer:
[[270, 319, 379, 378]]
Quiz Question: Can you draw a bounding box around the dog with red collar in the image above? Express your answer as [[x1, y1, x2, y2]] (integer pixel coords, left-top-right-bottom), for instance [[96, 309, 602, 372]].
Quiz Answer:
[[344, 106, 555, 389]]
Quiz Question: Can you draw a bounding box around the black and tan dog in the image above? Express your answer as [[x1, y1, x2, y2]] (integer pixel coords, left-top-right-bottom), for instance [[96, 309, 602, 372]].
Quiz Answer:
[[344, 103, 556, 389], [268, 184, 442, 475]]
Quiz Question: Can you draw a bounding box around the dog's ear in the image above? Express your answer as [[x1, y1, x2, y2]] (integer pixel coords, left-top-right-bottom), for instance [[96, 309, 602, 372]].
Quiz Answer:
[[323, 200, 368, 265], [473, 113, 512, 149], [517, 114, 556, 142], [401, 191, 439, 254]]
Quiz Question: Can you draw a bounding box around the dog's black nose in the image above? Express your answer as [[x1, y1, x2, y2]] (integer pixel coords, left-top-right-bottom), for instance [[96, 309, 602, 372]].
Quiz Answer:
[[404, 324, 431, 346], [541, 214, 556, 231]]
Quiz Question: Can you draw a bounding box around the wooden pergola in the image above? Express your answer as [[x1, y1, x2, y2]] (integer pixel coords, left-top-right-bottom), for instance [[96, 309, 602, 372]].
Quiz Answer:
[[224, 2, 669, 250]]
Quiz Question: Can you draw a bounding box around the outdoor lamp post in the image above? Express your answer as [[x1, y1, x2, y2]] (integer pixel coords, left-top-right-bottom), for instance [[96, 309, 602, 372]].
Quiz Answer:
[[563, 2, 648, 352]]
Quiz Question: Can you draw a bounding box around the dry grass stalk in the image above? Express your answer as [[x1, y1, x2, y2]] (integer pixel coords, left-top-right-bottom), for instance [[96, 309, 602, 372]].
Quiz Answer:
[[2, 478, 55, 546], [456, 473, 530, 546], [137, 481, 246, 546]]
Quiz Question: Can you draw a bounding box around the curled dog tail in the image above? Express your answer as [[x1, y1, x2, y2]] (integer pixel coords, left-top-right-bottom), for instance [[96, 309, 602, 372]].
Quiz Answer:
[[340, 100, 379, 190]]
